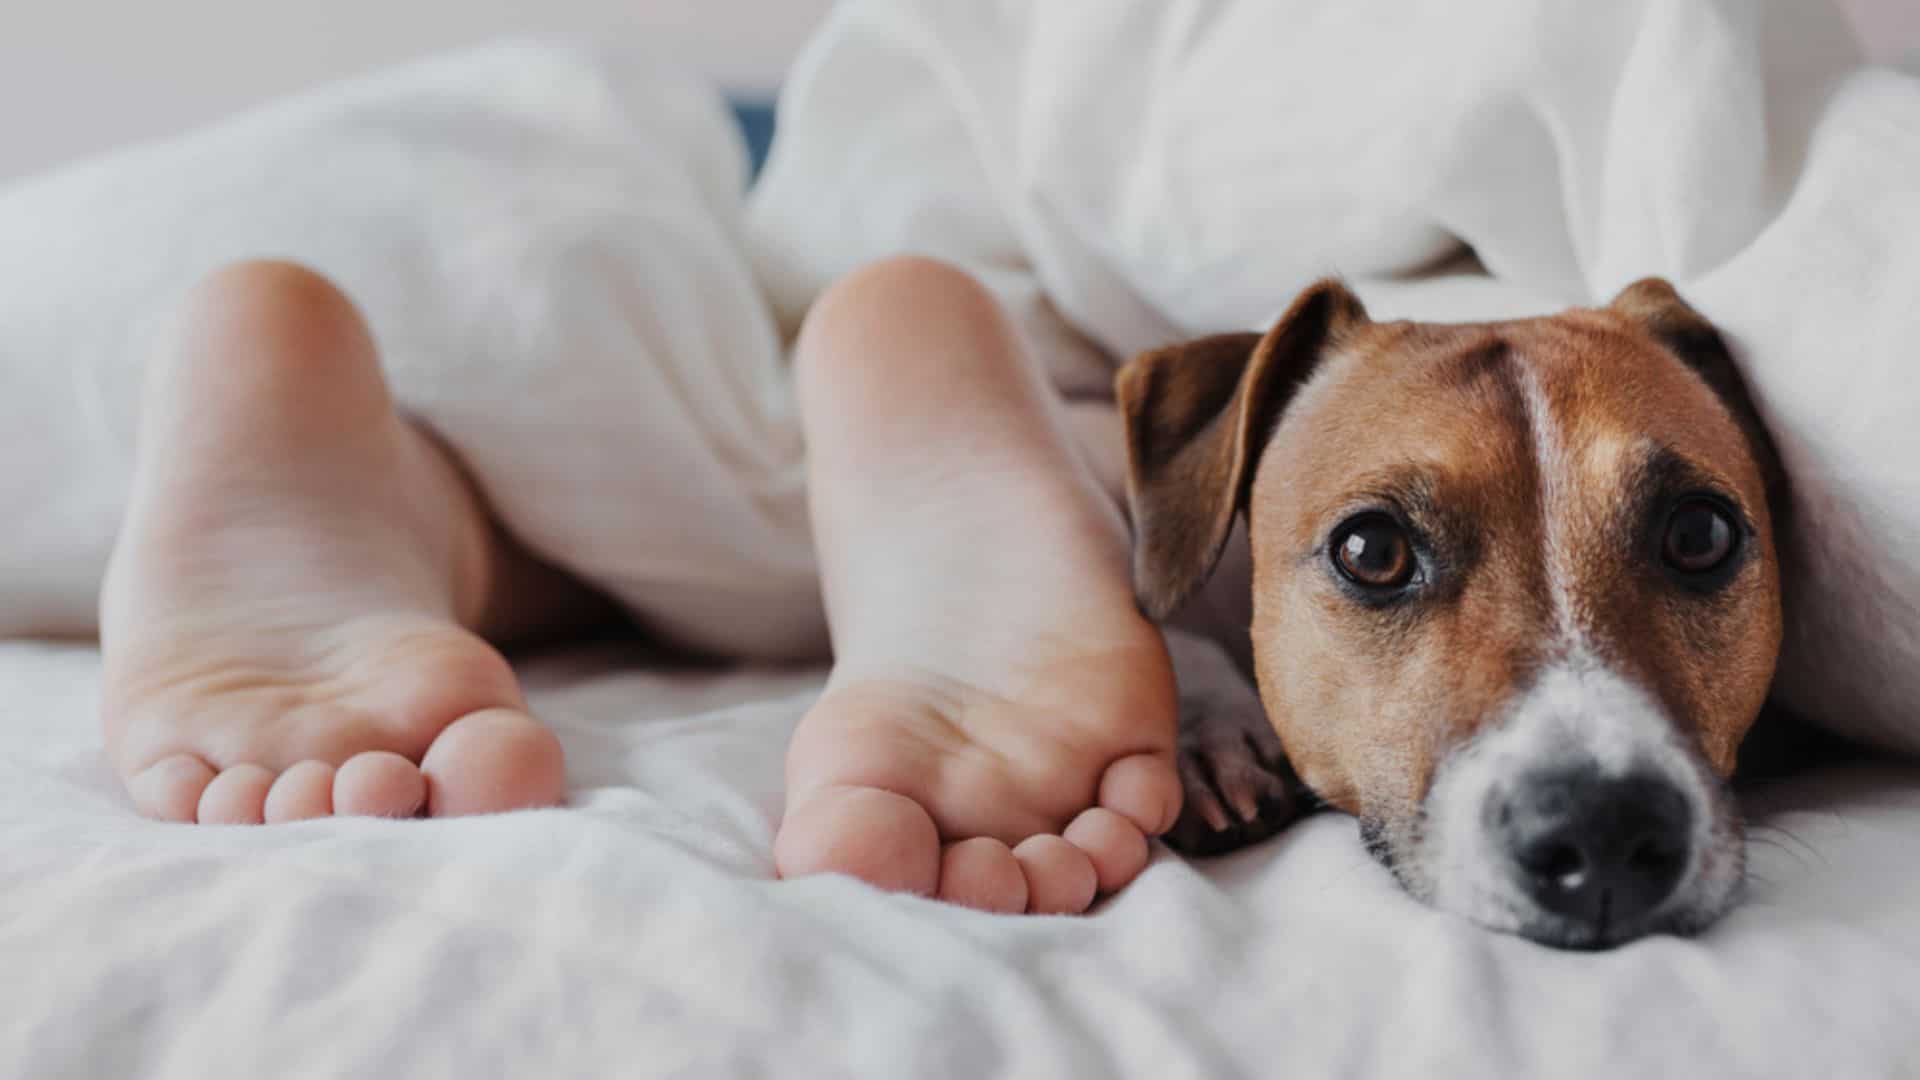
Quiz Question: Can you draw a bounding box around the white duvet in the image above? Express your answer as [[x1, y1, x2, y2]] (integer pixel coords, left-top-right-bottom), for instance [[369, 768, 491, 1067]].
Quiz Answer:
[[4, 2, 1920, 1076], [4, 640, 1919, 1077]]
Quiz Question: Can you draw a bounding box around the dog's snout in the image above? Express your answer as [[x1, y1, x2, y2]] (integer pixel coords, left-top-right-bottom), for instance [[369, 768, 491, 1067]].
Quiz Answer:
[[1493, 770, 1693, 934]]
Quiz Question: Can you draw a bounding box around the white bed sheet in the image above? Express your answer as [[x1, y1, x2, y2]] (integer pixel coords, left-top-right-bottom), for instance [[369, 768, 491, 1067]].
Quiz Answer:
[[4, 640, 1918, 1078]]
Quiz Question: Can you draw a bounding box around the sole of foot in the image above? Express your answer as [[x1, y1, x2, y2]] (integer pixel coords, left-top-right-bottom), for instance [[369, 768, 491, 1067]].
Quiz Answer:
[[101, 261, 567, 824]]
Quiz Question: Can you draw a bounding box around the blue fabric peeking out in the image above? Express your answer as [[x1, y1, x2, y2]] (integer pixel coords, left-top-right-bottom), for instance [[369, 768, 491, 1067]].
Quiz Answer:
[[728, 100, 777, 181]]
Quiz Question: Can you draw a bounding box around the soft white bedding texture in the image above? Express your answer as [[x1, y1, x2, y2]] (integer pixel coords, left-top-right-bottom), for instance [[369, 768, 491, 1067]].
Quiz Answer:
[[3, 2, 1920, 1075], [5, 639, 1920, 1077], [0, 630, 1920, 1068]]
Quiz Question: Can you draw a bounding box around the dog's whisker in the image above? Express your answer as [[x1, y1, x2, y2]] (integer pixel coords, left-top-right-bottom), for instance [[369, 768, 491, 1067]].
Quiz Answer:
[[1741, 838, 1815, 877], [1746, 823, 1828, 868]]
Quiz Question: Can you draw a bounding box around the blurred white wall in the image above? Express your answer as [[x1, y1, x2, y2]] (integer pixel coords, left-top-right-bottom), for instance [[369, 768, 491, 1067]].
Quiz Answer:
[[0, 0, 832, 183], [0, 0, 1912, 185]]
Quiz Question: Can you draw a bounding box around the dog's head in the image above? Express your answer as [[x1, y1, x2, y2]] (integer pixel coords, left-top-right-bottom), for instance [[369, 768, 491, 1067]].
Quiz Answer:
[[1119, 279, 1784, 948]]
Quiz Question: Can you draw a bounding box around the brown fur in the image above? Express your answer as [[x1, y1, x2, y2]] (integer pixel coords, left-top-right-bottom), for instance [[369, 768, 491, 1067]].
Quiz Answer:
[[1118, 279, 1783, 825]]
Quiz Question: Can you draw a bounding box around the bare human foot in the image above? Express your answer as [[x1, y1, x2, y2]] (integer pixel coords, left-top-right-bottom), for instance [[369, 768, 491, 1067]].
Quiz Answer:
[[101, 261, 602, 824], [776, 258, 1183, 914]]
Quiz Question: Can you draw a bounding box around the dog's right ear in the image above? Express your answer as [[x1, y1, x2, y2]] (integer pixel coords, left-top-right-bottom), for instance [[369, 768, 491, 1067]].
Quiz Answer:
[[1116, 279, 1367, 618]]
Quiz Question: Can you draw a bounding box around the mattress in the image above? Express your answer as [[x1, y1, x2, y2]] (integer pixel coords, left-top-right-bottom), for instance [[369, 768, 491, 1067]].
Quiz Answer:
[[4, 639, 1918, 1077]]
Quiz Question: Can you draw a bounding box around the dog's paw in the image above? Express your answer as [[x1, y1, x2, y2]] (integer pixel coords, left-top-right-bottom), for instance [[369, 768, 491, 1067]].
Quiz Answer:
[[1156, 626, 1314, 855], [1165, 700, 1311, 856]]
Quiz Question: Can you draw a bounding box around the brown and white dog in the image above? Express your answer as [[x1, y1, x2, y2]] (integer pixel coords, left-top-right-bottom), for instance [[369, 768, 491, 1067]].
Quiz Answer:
[[1123, 278, 1786, 950]]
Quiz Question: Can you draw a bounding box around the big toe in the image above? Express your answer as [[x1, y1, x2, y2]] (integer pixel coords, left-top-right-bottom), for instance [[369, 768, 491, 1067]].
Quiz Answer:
[[775, 784, 941, 896], [420, 708, 565, 817]]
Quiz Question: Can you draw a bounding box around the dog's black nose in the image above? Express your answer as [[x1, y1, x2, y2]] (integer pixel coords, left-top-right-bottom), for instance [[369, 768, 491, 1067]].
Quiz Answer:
[[1494, 770, 1693, 933]]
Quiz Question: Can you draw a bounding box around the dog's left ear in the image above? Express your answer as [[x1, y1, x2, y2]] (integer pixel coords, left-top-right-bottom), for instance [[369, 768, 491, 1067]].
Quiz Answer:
[[1608, 278, 1787, 509], [1116, 279, 1368, 618]]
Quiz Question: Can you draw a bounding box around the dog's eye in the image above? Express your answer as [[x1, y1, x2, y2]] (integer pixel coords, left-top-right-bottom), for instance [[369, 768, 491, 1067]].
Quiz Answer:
[[1332, 514, 1415, 590], [1661, 497, 1739, 577]]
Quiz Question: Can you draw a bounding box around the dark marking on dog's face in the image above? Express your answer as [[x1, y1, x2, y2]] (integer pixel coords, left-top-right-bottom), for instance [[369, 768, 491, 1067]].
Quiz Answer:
[[1119, 278, 1784, 948]]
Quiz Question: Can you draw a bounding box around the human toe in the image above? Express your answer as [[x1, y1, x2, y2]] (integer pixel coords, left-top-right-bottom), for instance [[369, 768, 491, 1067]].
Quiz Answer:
[[775, 784, 941, 896], [1012, 834, 1099, 914], [126, 753, 217, 823], [1098, 752, 1182, 836], [263, 760, 337, 822], [1064, 807, 1151, 894], [419, 708, 565, 816], [196, 763, 276, 825], [937, 837, 1029, 912], [333, 750, 426, 817]]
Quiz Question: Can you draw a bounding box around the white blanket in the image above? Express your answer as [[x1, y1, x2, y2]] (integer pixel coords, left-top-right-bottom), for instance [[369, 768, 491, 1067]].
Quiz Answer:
[[0, 41, 825, 659], [5, 3, 1920, 1076], [752, 0, 1920, 755], [4, 641, 1919, 1076]]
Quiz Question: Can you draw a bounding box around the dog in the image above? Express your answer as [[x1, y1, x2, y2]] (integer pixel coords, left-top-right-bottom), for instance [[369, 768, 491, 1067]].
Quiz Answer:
[[1122, 278, 1786, 950]]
